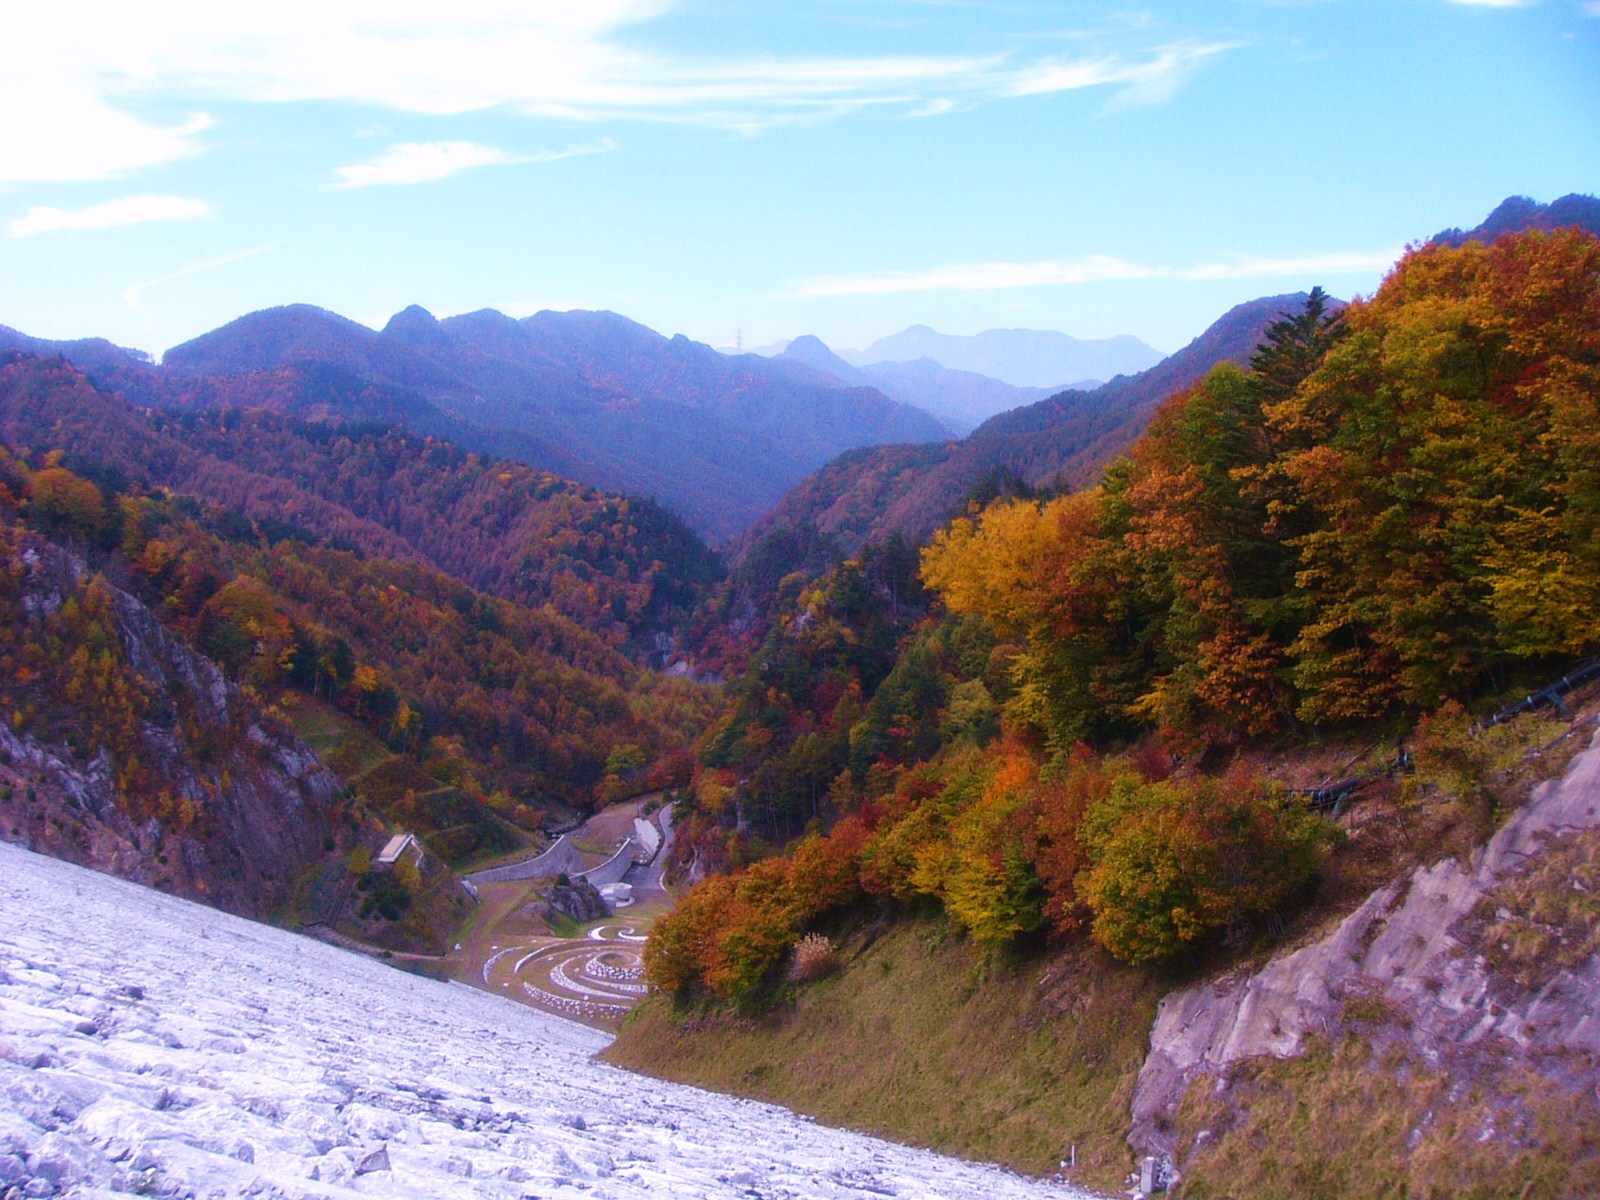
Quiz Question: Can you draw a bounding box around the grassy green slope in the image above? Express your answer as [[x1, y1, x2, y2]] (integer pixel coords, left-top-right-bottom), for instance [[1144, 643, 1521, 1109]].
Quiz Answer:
[[606, 918, 1162, 1193]]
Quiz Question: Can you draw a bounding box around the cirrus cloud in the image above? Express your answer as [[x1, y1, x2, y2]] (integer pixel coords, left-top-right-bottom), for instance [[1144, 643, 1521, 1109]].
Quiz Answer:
[[332, 139, 615, 188], [9, 194, 211, 238], [4, 2, 1238, 181]]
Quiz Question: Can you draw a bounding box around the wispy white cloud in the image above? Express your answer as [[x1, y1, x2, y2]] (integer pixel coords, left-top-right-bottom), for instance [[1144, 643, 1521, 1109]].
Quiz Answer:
[[5, 2, 1235, 180], [0, 91, 210, 184], [791, 249, 1402, 296], [1176, 250, 1405, 280], [123, 244, 275, 318], [9, 194, 210, 238], [333, 139, 613, 188], [1008, 41, 1240, 111]]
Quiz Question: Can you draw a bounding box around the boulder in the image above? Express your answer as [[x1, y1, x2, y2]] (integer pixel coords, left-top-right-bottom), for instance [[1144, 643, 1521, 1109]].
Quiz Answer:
[[543, 878, 610, 923]]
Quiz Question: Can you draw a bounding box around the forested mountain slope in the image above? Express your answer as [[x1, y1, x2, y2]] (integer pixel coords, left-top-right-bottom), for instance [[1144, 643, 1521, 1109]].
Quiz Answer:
[[738, 291, 1317, 559], [0, 357, 716, 877], [0, 353, 719, 649], [0, 303, 948, 542], [625, 224, 1600, 1196], [0, 526, 356, 919]]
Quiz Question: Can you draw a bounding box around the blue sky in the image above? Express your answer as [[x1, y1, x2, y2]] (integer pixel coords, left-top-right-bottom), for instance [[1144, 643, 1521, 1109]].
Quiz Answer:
[[2, 0, 1595, 358]]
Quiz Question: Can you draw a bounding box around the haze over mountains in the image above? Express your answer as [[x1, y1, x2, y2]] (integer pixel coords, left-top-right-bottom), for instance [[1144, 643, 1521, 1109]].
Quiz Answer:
[[738, 290, 1322, 559], [777, 334, 1086, 436], [0, 303, 1180, 540], [0, 306, 953, 542], [4, 193, 1593, 559], [759, 323, 1166, 436], [838, 324, 1164, 387]]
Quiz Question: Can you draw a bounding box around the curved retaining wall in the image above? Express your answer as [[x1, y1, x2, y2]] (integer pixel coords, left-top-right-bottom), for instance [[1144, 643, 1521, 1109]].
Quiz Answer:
[[632, 817, 662, 864], [465, 836, 584, 886], [578, 838, 636, 888]]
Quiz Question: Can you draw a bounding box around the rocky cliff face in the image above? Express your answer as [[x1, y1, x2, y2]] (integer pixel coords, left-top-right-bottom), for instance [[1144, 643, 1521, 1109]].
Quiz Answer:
[[0, 534, 352, 919], [1132, 724, 1600, 1185]]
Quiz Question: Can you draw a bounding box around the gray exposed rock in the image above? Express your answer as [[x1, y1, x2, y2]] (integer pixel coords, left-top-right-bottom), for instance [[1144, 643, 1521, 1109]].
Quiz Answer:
[[354, 1143, 390, 1174], [0, 537, 350, 920], [1131, 727, 1600, 1159], [543, 877, 611, 923]]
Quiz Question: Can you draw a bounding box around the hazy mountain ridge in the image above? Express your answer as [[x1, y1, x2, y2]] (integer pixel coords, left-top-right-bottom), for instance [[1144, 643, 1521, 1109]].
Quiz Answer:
[[157, 304, 949, 540], [779, 334, 1081, 435], [739, 291, 1316, 559], [1431, 192, 1600, 247], [839, 323, 1163, 387], [3, 303, 950, 542]]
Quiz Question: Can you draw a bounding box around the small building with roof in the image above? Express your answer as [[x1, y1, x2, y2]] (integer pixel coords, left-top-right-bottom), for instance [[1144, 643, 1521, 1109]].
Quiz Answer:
[[375, 833, 422, 868]]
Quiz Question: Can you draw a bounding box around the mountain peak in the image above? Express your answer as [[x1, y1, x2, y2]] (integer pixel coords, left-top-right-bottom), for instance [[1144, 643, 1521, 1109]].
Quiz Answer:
[[385, 303, 438, 329], [382, 304, 448, 349], [1431, 193, 1600, 248], [781, 335, 866, 383], [162, 303, 378, 370]]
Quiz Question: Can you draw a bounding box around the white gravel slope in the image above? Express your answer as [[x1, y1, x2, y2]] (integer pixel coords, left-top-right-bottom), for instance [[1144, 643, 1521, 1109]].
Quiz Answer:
[[0, 844, 1092, 1200]]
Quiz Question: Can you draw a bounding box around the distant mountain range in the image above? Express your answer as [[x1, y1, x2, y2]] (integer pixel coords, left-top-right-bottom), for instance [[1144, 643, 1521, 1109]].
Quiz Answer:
[[0, 306, 952, 542], [6, 194, 1590, 552], [739, 193, 1600, 565], [837, 324, 1164, 388], [777, 335, 1090, 436], [755, 322, 1164, 435], [736, 292, 1324, 560]]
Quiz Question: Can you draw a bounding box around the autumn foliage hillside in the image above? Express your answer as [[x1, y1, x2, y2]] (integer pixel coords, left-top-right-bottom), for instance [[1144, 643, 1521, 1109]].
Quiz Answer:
[[0, 368, 718, 866], [646, 228, 1600, 1003], [0, 356, 721, 652]]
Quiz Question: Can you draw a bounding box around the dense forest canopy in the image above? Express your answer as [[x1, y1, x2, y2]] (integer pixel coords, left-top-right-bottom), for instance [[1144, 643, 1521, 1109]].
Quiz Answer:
[[924, 230, 1600, 744], [647, 228, 1600, 1001], [0, 356, 721, 653]]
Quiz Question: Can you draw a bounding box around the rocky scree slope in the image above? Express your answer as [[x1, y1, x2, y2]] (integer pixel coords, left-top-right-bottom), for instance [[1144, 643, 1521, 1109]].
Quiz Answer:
[[0, 535, 353, 920], [0, 842, 1097, 1200]]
